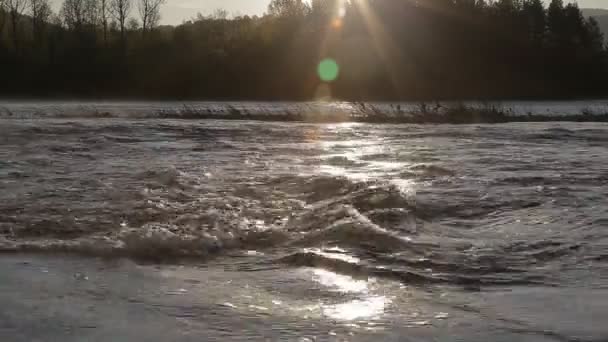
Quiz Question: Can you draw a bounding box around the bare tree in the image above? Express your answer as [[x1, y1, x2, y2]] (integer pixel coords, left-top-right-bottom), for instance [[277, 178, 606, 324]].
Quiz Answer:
[[47, 13, 61, 63], [0, 0, 6, 37], [61, 0, 85, 30], [267, 0, 310, 17], [29, 0, 51, 44], [83, 0, 97, 26], [126, 16, 138, 30], [211, 8, 228, 20], [99, 0, 109, 45], [137, 0, 163, 37], [61, 0, 98, 32], [6, 0, 27, 51], [109, 0, 130, 43]]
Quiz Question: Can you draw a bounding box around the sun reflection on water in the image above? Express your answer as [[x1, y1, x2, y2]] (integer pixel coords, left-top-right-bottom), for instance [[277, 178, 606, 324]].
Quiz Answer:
[[301, 247, 391, 321], [304, 247, 361, 264], [323, 296, 388, 321], [304, 266, 391, 322], [312, 268, 369, 293], [315, 129, 418, 198]]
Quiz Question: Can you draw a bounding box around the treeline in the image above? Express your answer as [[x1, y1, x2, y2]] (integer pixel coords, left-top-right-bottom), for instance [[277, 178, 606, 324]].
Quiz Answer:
[[0, 0, 606, 100]]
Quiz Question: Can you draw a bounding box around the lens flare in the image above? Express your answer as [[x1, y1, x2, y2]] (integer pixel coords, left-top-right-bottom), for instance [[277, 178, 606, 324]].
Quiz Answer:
[[331, 18, 343, 29], [318, 58, 340, 82]]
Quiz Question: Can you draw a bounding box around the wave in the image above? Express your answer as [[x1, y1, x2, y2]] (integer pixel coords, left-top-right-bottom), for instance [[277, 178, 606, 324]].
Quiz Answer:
[[270, 175, 368, 203], [0, 163, 593, 288], [527, 127, 608, 143], [139, 167, 185, 188], [495, 174, 608, 187], [288, 207, 415, 253], [325, 156, 366, 167], [409, 164, 455, 177], [276, 246, 549, 286], [0, 223, 289, 261], [277, 250, 440, 285]]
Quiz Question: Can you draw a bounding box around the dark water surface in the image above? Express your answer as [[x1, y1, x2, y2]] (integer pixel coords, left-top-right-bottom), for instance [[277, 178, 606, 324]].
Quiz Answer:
[[1, 114, 607, 341]]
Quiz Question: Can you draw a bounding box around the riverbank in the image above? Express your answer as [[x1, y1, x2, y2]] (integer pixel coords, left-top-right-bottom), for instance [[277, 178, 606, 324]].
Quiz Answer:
[[160, 103, 608, 123], [2, 100, 608, 123]]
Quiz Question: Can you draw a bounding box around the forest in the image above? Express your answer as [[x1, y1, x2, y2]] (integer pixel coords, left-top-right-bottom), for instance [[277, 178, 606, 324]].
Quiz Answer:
[[0, 0, 605, 100]]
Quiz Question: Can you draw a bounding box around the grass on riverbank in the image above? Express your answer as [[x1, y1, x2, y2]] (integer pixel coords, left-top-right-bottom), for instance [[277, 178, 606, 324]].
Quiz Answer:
[[2, 102, 608, 123], [165, 102, 608, 123]]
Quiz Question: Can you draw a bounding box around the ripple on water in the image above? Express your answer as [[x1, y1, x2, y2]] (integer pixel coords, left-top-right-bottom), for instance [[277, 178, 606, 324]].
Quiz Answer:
[[0, 118, 605, 291]]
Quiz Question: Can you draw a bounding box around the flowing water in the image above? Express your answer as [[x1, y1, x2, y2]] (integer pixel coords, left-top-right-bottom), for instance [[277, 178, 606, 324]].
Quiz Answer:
[[1, 103, 607, 341]]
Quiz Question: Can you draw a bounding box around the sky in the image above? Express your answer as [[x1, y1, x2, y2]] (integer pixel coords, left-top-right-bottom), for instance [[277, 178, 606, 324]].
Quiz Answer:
[[159, 0, 268, 24], [47, 0, 608, 25], [47, 0, 270, 24], [139, 0, 608, 25]]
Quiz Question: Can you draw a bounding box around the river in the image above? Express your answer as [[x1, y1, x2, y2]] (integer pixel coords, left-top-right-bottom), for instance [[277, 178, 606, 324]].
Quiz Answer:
[[1, 103, 607, 341]]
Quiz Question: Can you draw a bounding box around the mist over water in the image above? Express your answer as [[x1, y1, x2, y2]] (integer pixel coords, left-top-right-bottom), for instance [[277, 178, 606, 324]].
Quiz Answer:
[[1, 103, 607, 340]]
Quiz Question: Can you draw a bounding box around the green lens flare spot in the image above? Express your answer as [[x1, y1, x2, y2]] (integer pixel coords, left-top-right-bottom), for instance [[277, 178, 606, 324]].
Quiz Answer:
[[318, 58, 340, 82]]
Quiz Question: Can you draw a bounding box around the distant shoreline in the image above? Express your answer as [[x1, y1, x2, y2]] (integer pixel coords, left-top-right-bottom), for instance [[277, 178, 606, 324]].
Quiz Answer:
[[2, 96, 608, 102], [2, 101, 608, 123]]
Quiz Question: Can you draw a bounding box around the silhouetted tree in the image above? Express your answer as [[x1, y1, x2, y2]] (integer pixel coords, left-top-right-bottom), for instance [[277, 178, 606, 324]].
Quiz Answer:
[[126, 16, 138, 30], [61, 0, 97, 32], [0, 0, 6, 38], [311, 0, 341, 17], [547, 0, 565, 47], [585, 16, 605, 52], [522, 0, 546, 45], [99, 0, 109, 45], [268, 0, 310, 17], [6, 0, 26, 51], [0, 0, 606, 99], [29, 0, 51, 44], [110, 0, 130, 43], [138, 0, 163, 38]]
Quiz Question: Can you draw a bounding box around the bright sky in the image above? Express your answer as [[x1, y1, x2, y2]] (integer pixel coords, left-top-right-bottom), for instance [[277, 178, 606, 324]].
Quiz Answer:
[[47, 0, 270, 24], [161, 0, 268, 24], [47, 0, 608, 25], [162, 0, 608, 25]]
